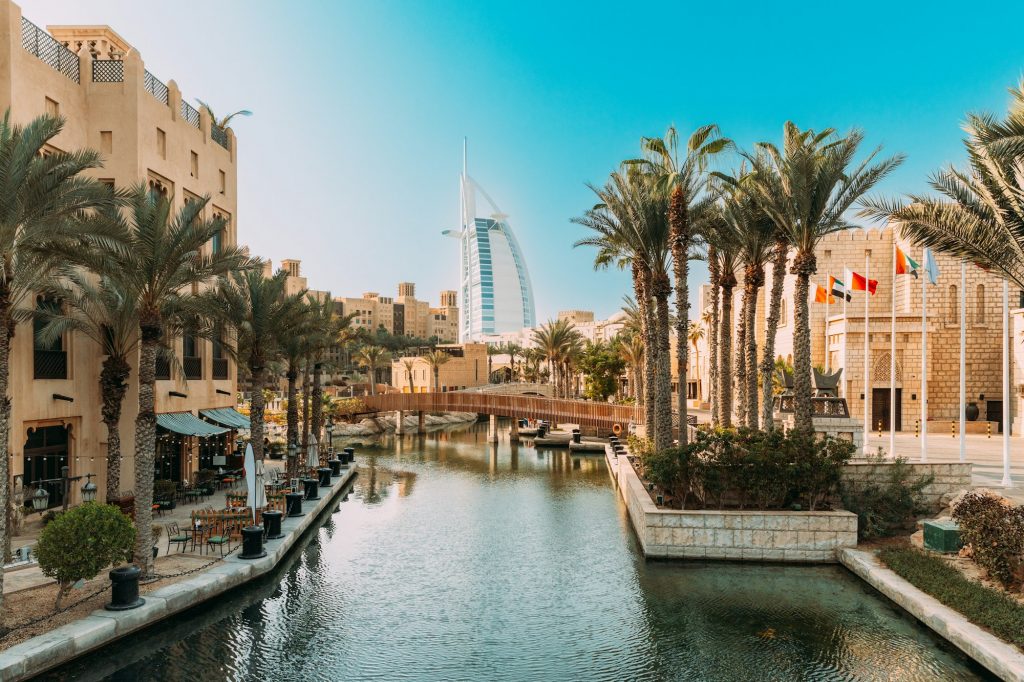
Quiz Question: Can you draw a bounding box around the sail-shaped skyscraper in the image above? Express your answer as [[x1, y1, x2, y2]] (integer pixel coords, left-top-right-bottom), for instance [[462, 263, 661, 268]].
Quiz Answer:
[[443, 142, 536, 341]]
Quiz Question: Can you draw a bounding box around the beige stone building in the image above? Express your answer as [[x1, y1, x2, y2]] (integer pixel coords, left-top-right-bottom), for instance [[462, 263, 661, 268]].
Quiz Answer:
[[391, 344, 488, 393], [694, 226, 1016, 433], [2, 2, 243, 507], [335, 282, 459, 343]]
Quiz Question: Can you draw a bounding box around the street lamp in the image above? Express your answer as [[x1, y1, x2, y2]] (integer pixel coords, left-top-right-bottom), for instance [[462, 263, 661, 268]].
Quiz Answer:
[[325, 417, 334, 454], [80, 473, 97, 502], [30, 486, 49, 512]]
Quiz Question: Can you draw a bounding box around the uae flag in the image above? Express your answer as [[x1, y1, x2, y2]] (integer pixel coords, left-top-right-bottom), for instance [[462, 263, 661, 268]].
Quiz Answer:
[[849, 270, 878, 295], [830, 275, 852, 302], [895, 246, 920, 278]]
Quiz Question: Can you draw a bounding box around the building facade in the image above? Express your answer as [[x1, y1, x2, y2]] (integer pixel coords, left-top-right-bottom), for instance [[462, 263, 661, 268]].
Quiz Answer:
[[1, 2, 241, 506], [390, 344, 488, 393]]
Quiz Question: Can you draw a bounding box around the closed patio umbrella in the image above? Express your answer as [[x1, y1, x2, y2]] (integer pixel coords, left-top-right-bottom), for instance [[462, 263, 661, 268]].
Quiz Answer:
[[244, 443, 267, 525], [306, 434, 320, 470]]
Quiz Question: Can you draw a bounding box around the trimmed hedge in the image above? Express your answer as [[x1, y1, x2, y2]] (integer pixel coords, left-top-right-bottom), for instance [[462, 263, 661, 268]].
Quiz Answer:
[[879, 545, 1024, 649]]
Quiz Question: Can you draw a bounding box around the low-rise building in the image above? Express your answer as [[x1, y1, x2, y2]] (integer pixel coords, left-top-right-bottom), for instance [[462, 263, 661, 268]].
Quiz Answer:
[[391, 344, 488, 393]]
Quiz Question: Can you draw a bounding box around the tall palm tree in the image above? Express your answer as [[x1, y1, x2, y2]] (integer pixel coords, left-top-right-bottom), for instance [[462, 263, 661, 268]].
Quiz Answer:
[[744, 123, 903, 430], [700, 307, 714, 403], [282, 318, 310, 452], [304, 294, 352, 446], [704, 213, 741, 427], [486, 343, 500, 383], [687, 321, 704, 406], [0, 111, 121, 587], [86, 187, 251, 575], [355, 345, 389, 395], [617, 332, 645, 401], [759, 231, 791, 429], [531, 318, 582, 398], [504, 342, 523, 382], [706, 245, 720, 425], [861, 81, 1024, 288], [423, 349, 450, 391], [34, 272, 139, 500], [401, 358, 416, 393], [632, 125, 730, 443]]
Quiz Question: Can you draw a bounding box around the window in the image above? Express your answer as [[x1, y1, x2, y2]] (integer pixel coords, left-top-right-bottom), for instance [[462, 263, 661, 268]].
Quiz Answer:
[[211, 208, 230, 253], [212, 327, 228, 380], [218, 170, 226, 194], [948, 285, 959, 324], [45, 97, 59, 118], [147, 172, 172, 202], [156, 128, 166, 159], [190, 151, 199, 178], [975, 284, 985, 324], [33, 297, 67, 380], [183, 333, 201, 380], [100, 131, 112, 154]]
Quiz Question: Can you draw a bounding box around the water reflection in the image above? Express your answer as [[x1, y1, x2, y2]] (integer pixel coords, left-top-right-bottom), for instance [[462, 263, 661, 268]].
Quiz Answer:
[[44, 421, 992, 681]]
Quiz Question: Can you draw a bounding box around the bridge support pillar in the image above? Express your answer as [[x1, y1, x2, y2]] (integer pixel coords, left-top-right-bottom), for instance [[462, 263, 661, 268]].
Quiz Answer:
[[394, 410, 404, 435], [509, 418, 519, 443], [417, 410, 425, 434], [487, 414, 499, 443]]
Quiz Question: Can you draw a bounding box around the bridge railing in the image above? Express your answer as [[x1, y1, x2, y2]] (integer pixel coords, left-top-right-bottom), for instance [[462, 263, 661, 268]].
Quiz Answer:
[[362, 392, 641, 432]]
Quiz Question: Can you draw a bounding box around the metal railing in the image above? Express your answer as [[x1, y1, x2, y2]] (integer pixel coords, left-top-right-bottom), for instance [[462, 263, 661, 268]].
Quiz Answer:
[[144, 69, 169, 105], [21, 17, 79, 83], [34, 350, 67, 380], [772, 395, 851, 418], [181, 100, 200, 128], [212, 358, 229, 380], [92, 59, 124, 83], [155, 357, 171, 380], [210, 124, 229, 150], [183, 356, 202, 380]]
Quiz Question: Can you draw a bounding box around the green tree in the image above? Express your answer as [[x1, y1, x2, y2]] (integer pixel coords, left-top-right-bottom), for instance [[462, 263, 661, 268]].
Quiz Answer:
[[0, 111, 121, 598], [578, 340, 626, 401], [744, 123, 902, 430], [423, 349, 451, 391], [703, 210, 741, 427], [356, 345, 390, 395], [401, 358, 416, 393], [617, 332, 644, 401], [36, 503, 135, 608]]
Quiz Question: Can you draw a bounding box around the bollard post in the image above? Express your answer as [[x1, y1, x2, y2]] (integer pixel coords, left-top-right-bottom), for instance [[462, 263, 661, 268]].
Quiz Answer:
[[105, 566, 144, 611], [987, 421, 992, 439], [951, 420, 956, 439], [915, 419, 919, 438]]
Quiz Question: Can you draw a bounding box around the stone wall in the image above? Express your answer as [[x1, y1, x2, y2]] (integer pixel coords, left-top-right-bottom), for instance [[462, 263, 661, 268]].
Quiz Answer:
[[840, 461, 972, 511], [608, 447, 858, 562]]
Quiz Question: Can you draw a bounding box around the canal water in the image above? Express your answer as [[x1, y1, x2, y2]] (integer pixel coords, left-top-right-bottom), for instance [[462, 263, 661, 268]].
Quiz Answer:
[[44, 421, 991, 681]]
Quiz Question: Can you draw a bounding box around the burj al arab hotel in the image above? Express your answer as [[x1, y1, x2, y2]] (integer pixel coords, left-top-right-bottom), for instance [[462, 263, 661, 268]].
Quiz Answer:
[[443, 142, 536, 342]]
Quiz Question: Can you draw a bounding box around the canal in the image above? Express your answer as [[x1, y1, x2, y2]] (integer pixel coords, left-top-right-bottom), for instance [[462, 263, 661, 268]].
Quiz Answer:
[[43, 421, 991, 681]]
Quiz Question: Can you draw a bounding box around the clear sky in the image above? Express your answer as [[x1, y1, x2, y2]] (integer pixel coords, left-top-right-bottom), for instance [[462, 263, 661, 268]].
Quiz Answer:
[[21, 0, 1024, 321]]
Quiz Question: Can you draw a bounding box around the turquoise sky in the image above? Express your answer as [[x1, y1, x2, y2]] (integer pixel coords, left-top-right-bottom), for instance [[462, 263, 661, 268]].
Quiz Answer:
[[23, 0, 1024, 321]]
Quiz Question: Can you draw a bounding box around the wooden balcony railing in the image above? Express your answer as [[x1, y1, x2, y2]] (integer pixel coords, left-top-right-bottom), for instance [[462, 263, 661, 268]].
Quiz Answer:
[[33, 350, 67, 380]]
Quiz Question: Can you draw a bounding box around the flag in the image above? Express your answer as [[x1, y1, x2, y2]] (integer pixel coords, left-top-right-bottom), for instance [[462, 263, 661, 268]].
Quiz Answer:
[[924, 248, 939, 285], [895, 246, 920, 278], [814, 284, 834, 304], [830, 275, 852, 302], [849, 271, 878, 295]]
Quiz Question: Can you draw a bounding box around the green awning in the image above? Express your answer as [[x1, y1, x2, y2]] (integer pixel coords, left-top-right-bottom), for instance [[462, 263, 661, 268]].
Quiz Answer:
[[200, 407, 250, 430], [156, 411, 229, 437]]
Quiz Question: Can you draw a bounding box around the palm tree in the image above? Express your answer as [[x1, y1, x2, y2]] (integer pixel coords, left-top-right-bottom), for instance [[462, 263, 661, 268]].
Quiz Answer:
[[208, 267, 306, 475], [0, 112, 121, 585], [700, 308, 714, 403], [401, 358, 416, 393], [87, 187, 251, 575], [632, 125, 730, 443], [758, 230, 791, 430], [504, 342, 523, 382], [704, 214, 741, 427], [531, 318, 582, 398], [486, 343, 500, 383], [861, 81, 1024, 288], [744, 123, 903, 431], [617, 332, 644, 401], [355, 345, 390, 395], [423, 349, 450, 391], [34, 272, 139, 500], [687, 321, 704, 406], [706, 245, 720, 425], [304, 294, 352, 446], [195, 99, 252, 129], [282, 319, 310, 453]]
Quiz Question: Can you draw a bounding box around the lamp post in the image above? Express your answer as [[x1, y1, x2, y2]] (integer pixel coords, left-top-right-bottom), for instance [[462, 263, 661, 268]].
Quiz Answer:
[[288, 439, 298, 479], [80, 473, 97, 502], [29, 466, 96, 512], [325, 417, 334, 456]]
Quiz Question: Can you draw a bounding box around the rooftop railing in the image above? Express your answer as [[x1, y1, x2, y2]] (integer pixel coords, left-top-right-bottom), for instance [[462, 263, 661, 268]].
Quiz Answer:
[[181, 100, 200, 128], [92, 59, 123, 83], [21, 17, 79, 83], [210, 124, 229, 150], [144, 69, 169, 105]]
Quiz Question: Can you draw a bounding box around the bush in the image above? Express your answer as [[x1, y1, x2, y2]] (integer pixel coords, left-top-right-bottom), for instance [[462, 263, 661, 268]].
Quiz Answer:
[[841, 457, 933, 540], [880, 544, 1024, 648], [952, 492, 1024, 589], [40, 509, 61, 527], [36, 502, 135, 608]]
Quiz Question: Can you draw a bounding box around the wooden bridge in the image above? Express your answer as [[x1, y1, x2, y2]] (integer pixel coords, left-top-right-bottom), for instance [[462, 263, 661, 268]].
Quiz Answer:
[[361, 392, 640, 433]]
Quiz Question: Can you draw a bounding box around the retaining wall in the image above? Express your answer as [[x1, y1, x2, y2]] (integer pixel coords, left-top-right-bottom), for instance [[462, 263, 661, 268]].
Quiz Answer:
[[841, 462, 972, 511]]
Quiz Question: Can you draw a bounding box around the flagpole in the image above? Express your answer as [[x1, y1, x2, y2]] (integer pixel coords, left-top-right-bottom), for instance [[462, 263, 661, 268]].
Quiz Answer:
[[842, 272, 848, 398], [825, 269, 830, 372], [960, 260, 966, 463], [864, 252, 871, 455], [1002, 279, 1012, 487], [890, 240, 897, 458], [921, 249, 928, 463]]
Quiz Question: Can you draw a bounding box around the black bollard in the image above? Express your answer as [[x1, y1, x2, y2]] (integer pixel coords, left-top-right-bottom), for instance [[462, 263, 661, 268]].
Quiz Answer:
[[572, 429, 581, 444], [286, 491, 305, 517], [303, 477, 320, 501], [263, 510, 284, 539], [329, 459, 342, 476], [105, 565, 144, 611], [318, 467, 332, 487], [239, 525, 267, 559], [343, 447, 355, 465]]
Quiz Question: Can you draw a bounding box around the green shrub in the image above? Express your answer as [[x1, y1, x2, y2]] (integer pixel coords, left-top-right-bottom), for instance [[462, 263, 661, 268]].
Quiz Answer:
[[841, 457, 933, 540], [35, 502, 135, 608], [880, 544, 1024, 648], [952, 492, 1024, 589], [40, 509, 61, 527]]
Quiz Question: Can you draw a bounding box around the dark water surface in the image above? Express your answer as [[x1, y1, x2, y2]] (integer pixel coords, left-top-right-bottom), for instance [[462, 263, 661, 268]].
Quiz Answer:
[[44, 422, 992, 681]]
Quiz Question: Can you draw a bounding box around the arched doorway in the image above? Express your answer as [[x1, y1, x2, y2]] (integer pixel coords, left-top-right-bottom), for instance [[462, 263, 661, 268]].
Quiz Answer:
[[23, 424, 71, 509], [872, 352, 903, 432]]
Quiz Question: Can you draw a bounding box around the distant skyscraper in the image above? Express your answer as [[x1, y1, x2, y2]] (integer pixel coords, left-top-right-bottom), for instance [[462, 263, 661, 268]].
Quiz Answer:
[[444, 141, 536, 341]]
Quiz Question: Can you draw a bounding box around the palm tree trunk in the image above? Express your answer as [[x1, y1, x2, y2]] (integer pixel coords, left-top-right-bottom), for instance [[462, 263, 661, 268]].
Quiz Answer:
[[652, 271, 673, 452], [433, 367, 439, 392], [761, 239, 788, 429], [718, 276, 735, 427], [0, 299, 11, 596], [249, 364, 266, 461], [635, 264, 656, 440], [744, 266, 763, 429], [792, 251, 816, 431], [707, 247, 720, 426], [735, 289, 748, 427], [670, 185, 690, 444], [311, 359, 323, 445], [301, 357, 310, 452], [133, 321, 160, 576], [100, 356, 130, 500], [286, 363, 299, 448]]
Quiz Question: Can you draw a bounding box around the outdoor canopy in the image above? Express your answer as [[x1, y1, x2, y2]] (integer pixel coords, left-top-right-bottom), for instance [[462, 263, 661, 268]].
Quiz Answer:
[[200, 407, 250, 430], [156, 411, 229, 437]]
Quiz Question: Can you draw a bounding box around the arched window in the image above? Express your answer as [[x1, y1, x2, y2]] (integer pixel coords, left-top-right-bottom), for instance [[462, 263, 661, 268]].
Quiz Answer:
[[975, 284, 985, 324], [948, 285, 958, 324]]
